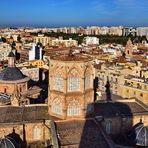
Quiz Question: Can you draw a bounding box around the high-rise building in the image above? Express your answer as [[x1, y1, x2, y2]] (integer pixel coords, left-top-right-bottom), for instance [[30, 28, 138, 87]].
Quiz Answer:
[[29, 43, 42, 61], [137, 27, 148, 39], [99, 27, 109, 35], [109, 26, 123, 36], [123, 27, 136, 36]]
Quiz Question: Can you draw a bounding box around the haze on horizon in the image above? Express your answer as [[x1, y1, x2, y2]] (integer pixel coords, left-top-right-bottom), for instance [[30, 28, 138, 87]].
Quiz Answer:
[[0, 0, 148, 27]]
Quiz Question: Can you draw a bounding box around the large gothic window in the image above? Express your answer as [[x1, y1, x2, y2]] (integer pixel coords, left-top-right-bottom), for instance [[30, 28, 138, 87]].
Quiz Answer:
[[68, 69, 80, 92], [54, 75, 64, 91], [85, 75, 90, 90], [67, 99, 81, 116], [52, 98, 63, 115]]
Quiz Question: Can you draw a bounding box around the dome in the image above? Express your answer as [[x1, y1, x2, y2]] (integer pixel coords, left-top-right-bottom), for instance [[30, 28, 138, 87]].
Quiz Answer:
[[0, 67, 26, 81], [129, 122, 148, 146], [0, 136, 16, 148]]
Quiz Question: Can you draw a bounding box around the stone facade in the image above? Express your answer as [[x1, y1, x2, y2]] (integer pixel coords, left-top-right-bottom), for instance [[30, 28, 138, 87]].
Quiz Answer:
[[0, 122, 50, 145], [119, 76, 148, 104], [48, 54, 95, 119], [0, 52, 32, 106], [125, 38, 136, 58], [0, 79, 28, 95], [101, 114, 148, 136], [0, 105, 59, 148]]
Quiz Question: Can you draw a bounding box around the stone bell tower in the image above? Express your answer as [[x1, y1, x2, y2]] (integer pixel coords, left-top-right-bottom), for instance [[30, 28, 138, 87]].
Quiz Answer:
[[48, 54, 95, 120], [125, 38, 133, 57], [8, 51, 15, 67]]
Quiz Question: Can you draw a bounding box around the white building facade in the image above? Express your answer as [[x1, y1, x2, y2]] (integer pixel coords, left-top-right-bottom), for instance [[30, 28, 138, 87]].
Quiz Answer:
[[137, 27, 148, 40], [83, 36, 99, 45], [29, 43, 42, 61]]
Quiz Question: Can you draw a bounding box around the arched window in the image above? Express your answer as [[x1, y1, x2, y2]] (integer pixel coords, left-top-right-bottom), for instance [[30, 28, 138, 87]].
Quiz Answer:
[[128, 50, 130, 54], [20, 87, 22, 92], [4, 88, 7, 93], [54, 75, 64, 91], [51, 98, 63, 115], [68, 69, 80, 92], [33, 126, 40, 140], [67, 99, 80, 116], [105, 120, 112, 134]]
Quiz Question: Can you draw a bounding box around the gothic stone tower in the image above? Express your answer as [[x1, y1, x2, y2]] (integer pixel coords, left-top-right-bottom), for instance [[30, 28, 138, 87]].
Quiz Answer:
[[48, 54, 95, 119], [125, 38, 134, 57]]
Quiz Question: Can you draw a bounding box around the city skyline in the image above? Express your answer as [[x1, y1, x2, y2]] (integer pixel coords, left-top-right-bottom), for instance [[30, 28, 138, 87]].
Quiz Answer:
[[1, 0, 148, 27]]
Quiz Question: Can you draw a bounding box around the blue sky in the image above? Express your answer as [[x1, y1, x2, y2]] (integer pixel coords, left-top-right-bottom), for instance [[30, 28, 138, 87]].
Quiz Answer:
[[0, 0, 148, 27]]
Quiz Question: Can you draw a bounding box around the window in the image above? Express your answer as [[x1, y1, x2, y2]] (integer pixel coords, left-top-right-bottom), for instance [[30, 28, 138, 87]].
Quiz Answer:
[[105, 121, 112, 134], [20, 87, 22, 92], [68, 77, 80, 91], [54, 75, 64, 91], [128, 50, 129, 54], [137, 83, 141, 89], [4, 88, 7, 93], [125, 80, 127, 85], [115, 78, 118, 82], [67, 99, 80, 116], [68, 69, 80, 92], [33, 126, 40, 140], [52, 98, 63, 115]]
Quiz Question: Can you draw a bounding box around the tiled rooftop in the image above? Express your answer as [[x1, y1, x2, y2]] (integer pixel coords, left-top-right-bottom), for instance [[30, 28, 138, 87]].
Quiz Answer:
[[51, 54, 92, 62], [56, 119, 110, 148], [0, 105, 50, 124], [92, 101, 148, 118]]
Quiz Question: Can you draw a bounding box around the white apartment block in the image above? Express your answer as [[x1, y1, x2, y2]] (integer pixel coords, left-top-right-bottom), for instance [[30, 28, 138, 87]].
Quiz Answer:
[[51, 38, 78, 47], [109, 26, 123, 36], [83, 36, 99, 45], [29, 43, 42, 61], [137, 27, 148, 40], [99, 27, 109, 35], [34, 34, 51, 46]]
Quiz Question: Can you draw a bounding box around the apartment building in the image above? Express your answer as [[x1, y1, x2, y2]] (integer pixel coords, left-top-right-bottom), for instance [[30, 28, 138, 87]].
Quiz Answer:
[[119, 76, 148, 104]]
